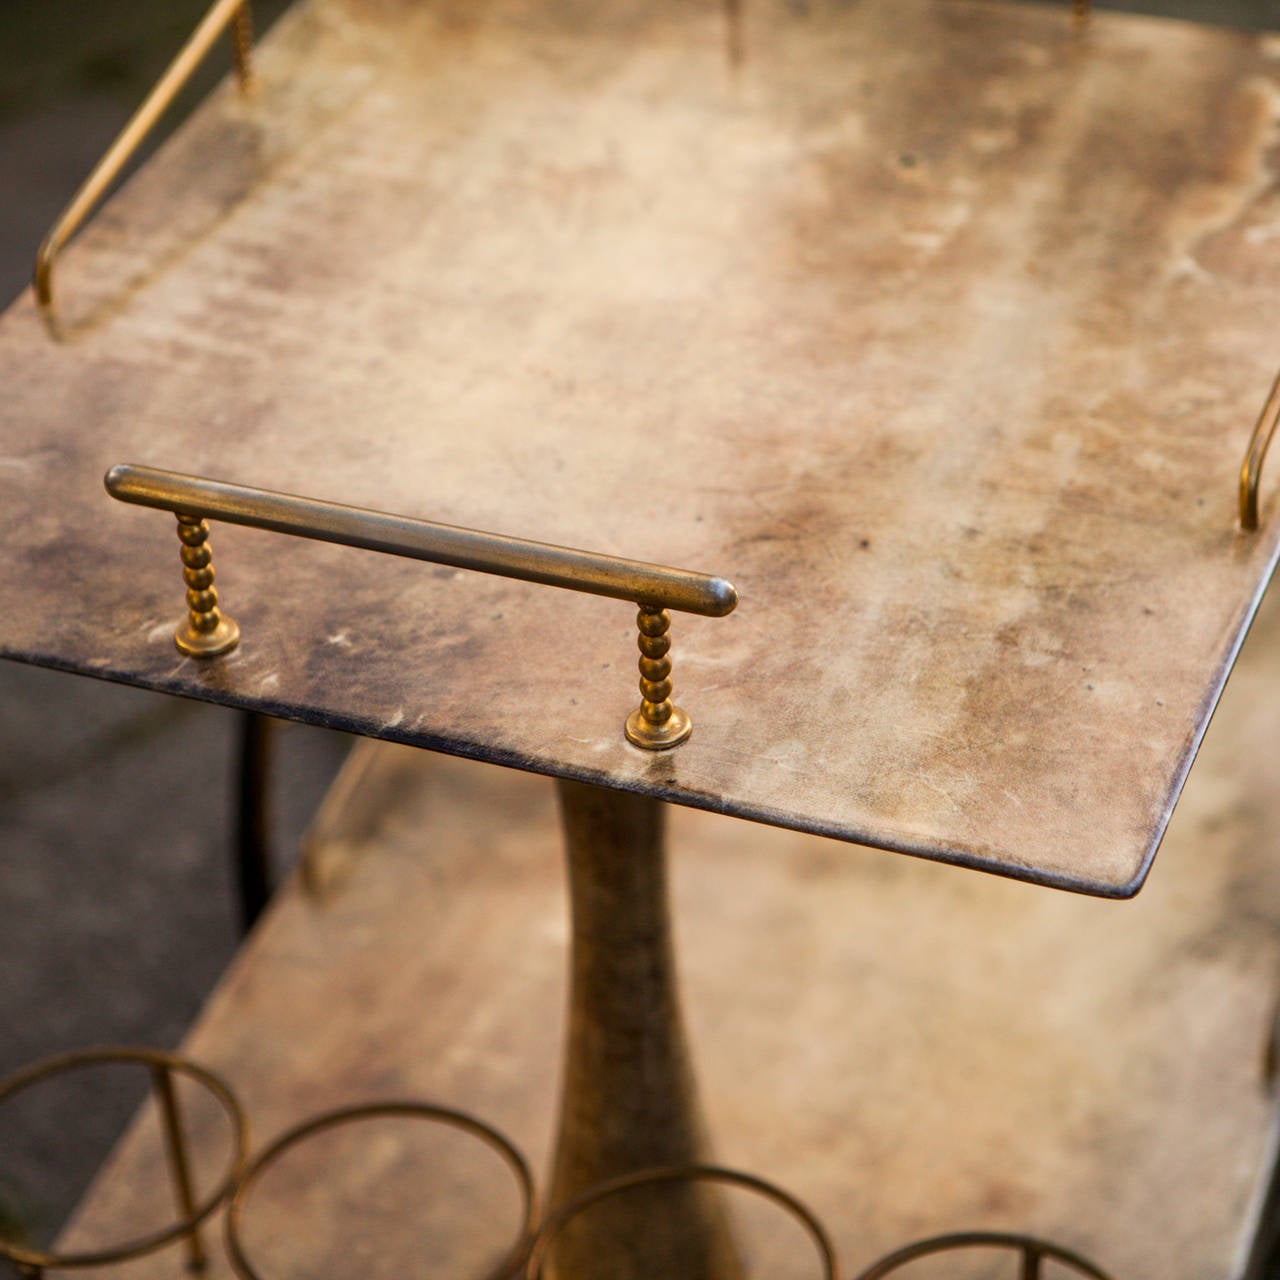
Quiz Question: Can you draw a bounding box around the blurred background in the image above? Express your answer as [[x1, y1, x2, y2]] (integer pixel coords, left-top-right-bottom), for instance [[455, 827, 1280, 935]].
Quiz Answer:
[[4, 0, 1280, 1271]]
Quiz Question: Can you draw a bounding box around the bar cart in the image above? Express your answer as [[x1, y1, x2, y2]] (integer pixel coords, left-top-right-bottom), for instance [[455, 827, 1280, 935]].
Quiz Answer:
[[4, 0, 1280, 1276]]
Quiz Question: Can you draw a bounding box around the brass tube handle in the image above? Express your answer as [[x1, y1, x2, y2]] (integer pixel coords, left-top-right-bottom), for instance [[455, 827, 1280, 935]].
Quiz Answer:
[[1240, 368, 1280, 531], [34, 0, 255, 335], [105, 464, 738, 748], [106, 465, 737, 616]]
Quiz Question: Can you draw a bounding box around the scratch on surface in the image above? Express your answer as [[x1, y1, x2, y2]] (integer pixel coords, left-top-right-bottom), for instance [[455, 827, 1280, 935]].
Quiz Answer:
[[260, 672, 280, 689], [761, 756, 807, 775], [745, 490, 809, 538], [918, 773, 965, 813], [148, 622, 174, 643], [912, 726, 951, 742], [385, 707, 405, 728], [327, 632, 354, 647], [703, 742, 807, 774]]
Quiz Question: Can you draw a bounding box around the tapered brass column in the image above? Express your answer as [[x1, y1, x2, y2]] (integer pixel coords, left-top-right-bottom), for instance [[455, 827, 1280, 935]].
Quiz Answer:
[[548, 780, 741, 1280]]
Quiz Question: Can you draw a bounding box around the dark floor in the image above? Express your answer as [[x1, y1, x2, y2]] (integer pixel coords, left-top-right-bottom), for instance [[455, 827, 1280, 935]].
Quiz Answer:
[[0, 2, 329, 1256], [0, 673, 350, 1259], [4, 0, 1280, 1271]]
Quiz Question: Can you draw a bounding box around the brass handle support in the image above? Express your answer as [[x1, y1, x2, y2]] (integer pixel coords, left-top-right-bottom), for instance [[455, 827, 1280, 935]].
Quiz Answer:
[[626, 607, 692, 749], [175, 513, 241, 657], [34, 0, 255, 334], [1240, 369, 1280, 531], [106, 464, 737, 749]]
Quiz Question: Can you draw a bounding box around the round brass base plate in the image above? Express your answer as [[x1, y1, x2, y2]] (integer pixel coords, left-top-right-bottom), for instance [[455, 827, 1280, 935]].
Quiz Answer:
[[175, 616, 241, 657], [625, 705, 692, 750]]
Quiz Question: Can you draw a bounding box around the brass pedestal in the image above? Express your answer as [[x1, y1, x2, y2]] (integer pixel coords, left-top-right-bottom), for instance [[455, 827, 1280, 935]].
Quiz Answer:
[[549, 781, 741, 1279]]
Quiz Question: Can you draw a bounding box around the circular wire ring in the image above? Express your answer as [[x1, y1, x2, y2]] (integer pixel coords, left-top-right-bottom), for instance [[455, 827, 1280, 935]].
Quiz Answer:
[[524, 1163, 838, 1280], [852, 1230, 1114, 1280], [0, 1045, 249, 1270], [225, 1101, 538, 1280]]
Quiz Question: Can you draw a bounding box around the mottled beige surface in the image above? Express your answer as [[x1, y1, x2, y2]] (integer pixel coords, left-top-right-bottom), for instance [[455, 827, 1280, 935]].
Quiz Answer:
[[3, 0, 1280, 891], [54, 585, 1280, 1280]]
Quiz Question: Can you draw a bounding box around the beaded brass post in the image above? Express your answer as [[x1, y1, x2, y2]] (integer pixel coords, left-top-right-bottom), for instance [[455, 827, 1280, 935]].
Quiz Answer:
[[175, 514, 240, 657], [625, 608, 692, 750]]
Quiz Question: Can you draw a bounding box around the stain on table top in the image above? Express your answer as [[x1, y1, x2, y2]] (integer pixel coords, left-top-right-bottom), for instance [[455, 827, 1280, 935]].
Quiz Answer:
[[3, 0, 1280, 894]]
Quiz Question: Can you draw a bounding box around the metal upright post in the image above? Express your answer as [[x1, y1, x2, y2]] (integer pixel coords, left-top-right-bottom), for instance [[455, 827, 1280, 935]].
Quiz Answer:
[[548, 780, 742, 1280]]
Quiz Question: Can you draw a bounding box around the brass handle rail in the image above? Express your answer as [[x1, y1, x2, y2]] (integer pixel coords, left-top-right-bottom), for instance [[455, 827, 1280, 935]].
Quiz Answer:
[[106, 464, 737, 750], [34, 0, 255, 335]]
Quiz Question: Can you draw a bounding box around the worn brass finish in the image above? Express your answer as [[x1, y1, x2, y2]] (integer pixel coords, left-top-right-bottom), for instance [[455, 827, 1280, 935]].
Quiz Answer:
[[549, 782, 741, 1280], [173, 514, 240, 657], [150, 1064, 208, 1272], [224, 1102, 537, 1280], [1239, 368, 1280, 531], [231, 0, 256, 94], [624, 608, 692, 750], [528, 1165, 837, 1280], [108, 464, 735, 744], [33, 0, 255, 335], [107, 466, 737, 618], [0, 1047, 249, 1272], [1072, 0, 1091, 26]]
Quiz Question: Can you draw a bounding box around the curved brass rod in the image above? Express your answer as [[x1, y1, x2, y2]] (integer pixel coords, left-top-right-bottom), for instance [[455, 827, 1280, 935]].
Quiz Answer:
[[1240, 368, 1280, 531], [33, 0, 255, 335], [106, 464, 738, 617], [226, 1102, 537, 1280], [0, 1046, 250, 1272], [852, 1230, 1111, 1280], [525, 1164, 838, 1280]]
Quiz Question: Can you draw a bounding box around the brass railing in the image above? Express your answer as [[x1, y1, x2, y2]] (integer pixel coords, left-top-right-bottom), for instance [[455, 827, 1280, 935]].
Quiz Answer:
[[1240, 368, 1280, 531], [34, 0, 255, 334], [106, 464, 737, 749]]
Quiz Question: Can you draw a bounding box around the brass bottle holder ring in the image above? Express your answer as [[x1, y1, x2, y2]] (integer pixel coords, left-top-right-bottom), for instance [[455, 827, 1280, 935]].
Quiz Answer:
[[0, 1049, 1116, 1280], [851, 1230, 1114, 1280], [0, 1046, 249, 1276], [524, 1163, 839, 1280], [223, 1101, 538, 1280]]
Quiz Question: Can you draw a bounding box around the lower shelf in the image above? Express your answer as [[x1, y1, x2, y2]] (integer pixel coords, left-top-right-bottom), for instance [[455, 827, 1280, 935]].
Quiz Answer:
[[49, 591, 1280, 1280]]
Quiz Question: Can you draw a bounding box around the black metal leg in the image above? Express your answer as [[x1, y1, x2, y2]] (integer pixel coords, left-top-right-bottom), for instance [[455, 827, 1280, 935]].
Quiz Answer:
[[234, 711, 274, 933]]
